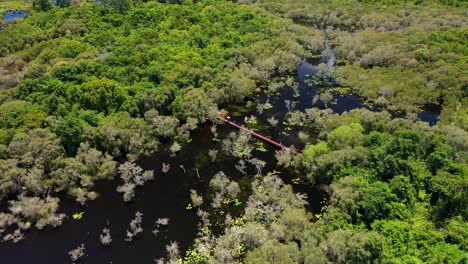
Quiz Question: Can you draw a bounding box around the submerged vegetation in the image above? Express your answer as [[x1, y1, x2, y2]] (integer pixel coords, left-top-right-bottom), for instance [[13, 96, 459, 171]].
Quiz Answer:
[[246, 0, 467, 126], [0, 0, 466, 263], [0, 0, 317, 236]]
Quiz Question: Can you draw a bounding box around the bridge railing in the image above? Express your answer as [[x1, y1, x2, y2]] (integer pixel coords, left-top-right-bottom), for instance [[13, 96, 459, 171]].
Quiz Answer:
[[216, 116, 300, 155]]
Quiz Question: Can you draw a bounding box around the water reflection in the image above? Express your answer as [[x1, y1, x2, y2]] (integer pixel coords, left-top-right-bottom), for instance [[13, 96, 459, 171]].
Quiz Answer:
[[326, 49, 335, 71], [3, 10, 28, 21], [418, 109, 439, 126]]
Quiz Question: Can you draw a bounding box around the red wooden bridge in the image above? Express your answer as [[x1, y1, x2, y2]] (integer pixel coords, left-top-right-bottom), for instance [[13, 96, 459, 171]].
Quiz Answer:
[[217, 116, 300, 155]]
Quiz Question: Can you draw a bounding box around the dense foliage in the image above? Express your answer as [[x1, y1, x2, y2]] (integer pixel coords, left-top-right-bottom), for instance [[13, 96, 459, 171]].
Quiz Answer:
[[243, 0, 467, 127], [0, 0, 319, 237], [182, 109, 467, 263], [0, 0, 466, 263], [179, 0, 467, 263]]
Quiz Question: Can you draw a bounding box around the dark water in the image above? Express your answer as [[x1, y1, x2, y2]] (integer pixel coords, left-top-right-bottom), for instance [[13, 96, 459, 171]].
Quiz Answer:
[[265, 51, 364, 120], [0, 62, 325, 264], [418, 107, 439, 126], [3, 10, 28, 21], [0, 143, 200, 263], [0, 47, 439, 263], [388, 107, 440, 126]]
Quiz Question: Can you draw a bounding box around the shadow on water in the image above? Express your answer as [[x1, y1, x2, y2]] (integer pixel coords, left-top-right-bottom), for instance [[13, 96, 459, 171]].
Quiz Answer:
[[3, 10, 28, 21], [385, 106, 440, 126], [418, 105, 440, 126]]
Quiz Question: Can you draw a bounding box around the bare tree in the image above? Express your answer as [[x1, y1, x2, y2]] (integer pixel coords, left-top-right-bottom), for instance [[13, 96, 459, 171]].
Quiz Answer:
[[226, 182, 240, 199], [210, 124, 218, 138], [245, 115, 257, 124], [141, 170, 154, 182], [152, 228, 159, 238], [166, 241, 180, 261], [3, 229, 24, 243], [312, 94, 320, 105], [125, 211, 143, 242], [169, 142, 181, 156], [117, 161, 154, 201], [208, 149, 218, 162], [267, 116, 279, 127], [152, 218, 170, 238], [224, 213, 234, 228], [275, 148, 294, 168], [222, 131, 253, 159], [162, 163, 170, 174], [249, 158, 266, 176], [69, 243, 85, 262], [179, 165, 186, 174], [235, 160, 247, 175], [116, 182, 136, 202], [118, 160, 143, 183], [190, 189, 203, 207], [156, 218, 170, 226], [285, 99, 292, 112], [211, 192, 223, 208], [48, 213, 65, 228], [75, 188, 88, 206], [292, 83, 300, 95], [285, 100, 297, 112], [320, 91, 333, 108], [256, 103, 264, 115], [100, 228, 112, 246]]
